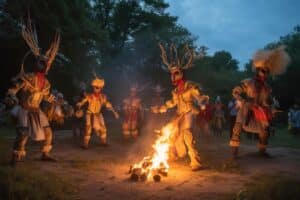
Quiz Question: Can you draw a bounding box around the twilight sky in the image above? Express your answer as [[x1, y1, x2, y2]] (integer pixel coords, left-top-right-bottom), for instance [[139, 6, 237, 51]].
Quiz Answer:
[[165, 0, 300, 68]]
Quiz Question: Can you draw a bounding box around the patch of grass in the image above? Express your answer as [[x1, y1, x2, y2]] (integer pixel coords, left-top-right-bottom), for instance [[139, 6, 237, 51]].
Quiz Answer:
[[268, 128, 300, 148], [239, 127, 300, 149], [0, 134, 78, 200], [226, 175, 300, 200], [212, 127, 300, 149], [0, 137, 10, 151], [0, 167, 78, 200], [0, 137, 12, 167], [0, 126, 15, 139]]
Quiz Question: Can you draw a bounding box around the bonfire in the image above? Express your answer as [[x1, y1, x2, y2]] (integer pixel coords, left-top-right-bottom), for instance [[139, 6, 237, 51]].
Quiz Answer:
[[129, 123, 175, 182]]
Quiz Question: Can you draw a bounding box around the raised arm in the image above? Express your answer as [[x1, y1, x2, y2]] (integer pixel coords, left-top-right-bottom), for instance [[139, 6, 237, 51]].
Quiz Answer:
[[232, 80, 248, 101]]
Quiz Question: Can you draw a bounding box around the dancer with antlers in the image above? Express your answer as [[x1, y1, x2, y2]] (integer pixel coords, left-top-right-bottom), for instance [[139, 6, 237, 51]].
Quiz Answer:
[[77, 73, 119, 149], [230, 46, 290, 158], [4, 16, 60, 165], [122, 84, 143, 140], [151, 43, 209, 171]]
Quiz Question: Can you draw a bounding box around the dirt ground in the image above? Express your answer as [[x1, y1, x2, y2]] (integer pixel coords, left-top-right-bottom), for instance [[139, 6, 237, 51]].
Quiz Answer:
[[8, 124, 299, 200]]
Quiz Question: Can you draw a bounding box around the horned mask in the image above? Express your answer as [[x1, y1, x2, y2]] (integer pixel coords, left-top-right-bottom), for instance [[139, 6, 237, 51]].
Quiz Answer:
[[158, 43, 194, 85]]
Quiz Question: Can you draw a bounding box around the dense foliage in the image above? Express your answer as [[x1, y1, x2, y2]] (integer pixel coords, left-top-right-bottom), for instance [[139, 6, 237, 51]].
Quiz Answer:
[[0, 0, 298, 108]]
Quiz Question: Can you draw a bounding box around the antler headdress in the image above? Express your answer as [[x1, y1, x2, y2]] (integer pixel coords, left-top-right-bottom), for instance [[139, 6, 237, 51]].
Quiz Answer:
[[20, 15, 60, 74], [158, 43, 194, 72]]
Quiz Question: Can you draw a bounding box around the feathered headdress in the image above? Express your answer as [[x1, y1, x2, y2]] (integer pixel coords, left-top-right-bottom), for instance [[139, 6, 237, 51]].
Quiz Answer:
[[252, 45, 291, 76], [20, 15, 60, 74]]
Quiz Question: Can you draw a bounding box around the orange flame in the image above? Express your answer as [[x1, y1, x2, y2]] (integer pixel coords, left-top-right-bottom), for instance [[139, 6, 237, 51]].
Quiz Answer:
[[132, 123, 175, 179]]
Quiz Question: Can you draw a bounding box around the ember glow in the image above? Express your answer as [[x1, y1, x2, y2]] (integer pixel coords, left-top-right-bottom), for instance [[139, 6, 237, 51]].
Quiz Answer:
[[129, 123, 175, 182]]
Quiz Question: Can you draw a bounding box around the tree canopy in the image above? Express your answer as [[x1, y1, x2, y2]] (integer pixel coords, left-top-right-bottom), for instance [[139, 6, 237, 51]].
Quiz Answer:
[[0, 0, 298, 109]]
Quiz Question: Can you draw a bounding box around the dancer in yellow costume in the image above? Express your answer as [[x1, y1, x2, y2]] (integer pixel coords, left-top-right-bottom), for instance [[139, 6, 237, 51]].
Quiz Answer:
[[152, 44, 209, 171], [5, 17, 61, 165], [77, 74, 119, 149]]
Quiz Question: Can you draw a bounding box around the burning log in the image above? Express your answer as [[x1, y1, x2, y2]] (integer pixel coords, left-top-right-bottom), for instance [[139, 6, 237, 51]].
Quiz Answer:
[[152, 169, 162, 182], [129, 160, 168, 182], [129, 165, 151, 182], [140, 172, 148, 182], [130, 167, 142, 182], [130, 173, 139, 182], [129, 124, 176, 182], [153, 174, 161, 182]]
